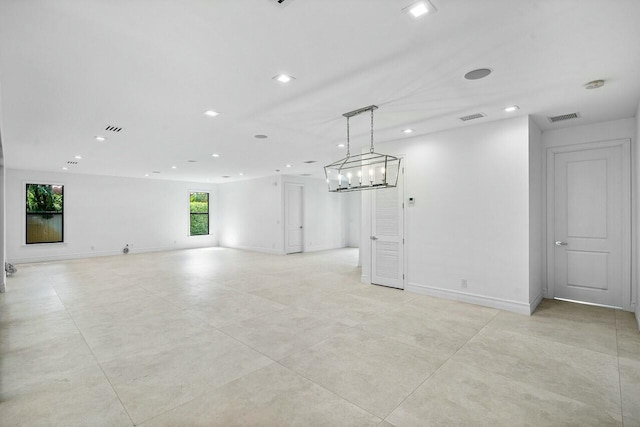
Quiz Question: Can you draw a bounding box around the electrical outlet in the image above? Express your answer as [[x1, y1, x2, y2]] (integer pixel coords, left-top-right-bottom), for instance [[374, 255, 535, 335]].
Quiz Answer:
[[461, 279, 468, 288]]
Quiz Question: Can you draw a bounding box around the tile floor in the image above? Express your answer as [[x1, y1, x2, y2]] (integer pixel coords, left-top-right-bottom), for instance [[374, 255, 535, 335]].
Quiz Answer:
[[0, 247, 639, 426]]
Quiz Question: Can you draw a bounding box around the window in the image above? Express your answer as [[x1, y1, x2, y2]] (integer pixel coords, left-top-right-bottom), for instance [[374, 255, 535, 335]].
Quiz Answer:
[[189, 192, 209, 236], [26, 183, 64, 244]]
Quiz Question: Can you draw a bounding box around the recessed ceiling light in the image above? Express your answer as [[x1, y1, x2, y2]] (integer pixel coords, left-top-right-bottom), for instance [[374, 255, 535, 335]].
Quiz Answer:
[[464, 68, 492, 80], [504, 105, 520, 113], [402, 129, 414, 134], [407, 2, 430, 18], [212, 153, 220, 158], [337, 143, 346, 148], [74, 155, 82, 159], [239, 172, 244, 176], [95, 136, 106, 141], [286, 164, 292, 168], [62, 167, 68, 170], [584, 80, 605, 89], [204, 110, 219, 117], [144, 174, 149, 177], [273, 74, 295, 83], [254, 134, 268, 139], [171, 165, 177, 169]]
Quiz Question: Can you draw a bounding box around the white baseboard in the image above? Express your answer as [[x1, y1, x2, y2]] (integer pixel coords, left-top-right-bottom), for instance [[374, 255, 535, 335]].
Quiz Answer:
[[406, 282, 534, 315], [530, 290, 544, 314], [9, 244, 218, 264], [219, 244, 285, 255]]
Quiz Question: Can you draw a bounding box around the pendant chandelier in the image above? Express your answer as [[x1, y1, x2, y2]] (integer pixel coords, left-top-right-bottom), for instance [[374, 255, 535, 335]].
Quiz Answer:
[[324, 105, 401, 193]]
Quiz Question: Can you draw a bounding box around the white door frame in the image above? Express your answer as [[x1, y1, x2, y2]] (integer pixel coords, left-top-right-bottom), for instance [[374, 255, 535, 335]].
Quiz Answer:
[[284, 182, 304, 254], [369, 160, 406, 289], [545, 139, 631, 310]]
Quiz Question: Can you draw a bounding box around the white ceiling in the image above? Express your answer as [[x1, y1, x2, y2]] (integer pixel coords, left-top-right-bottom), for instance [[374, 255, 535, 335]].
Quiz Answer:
[[1, 0, 639, 183]]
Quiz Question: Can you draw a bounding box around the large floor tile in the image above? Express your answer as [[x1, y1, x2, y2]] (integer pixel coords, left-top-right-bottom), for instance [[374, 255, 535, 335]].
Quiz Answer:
[[280, 328, 441, 418], [619, 357, 640, 422], [488, 309, 618, 355], [452, 327, 621, 420], [618, 328, 640, 362], [345, 283, 418, 305], [255, 285, 395, 327], [221, 307, 352, 360], [356, 303, 488, 362], [101, 329, 272, 424], [0, 309, 79, 354], [403, 295, 499, 325], [184, 292, 287, 328], [386, 360, 622, 427], [533, 298, 616, 325], [0, 363, 132, 427], [0, 295, 65, 323], [616, 310, 640, 331], [141, 364, 380, 427], [0, 333, 96, 397]]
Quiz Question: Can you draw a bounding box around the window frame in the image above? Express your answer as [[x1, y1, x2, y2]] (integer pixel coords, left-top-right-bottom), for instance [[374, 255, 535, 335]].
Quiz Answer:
[[25, 182, 65, 245], [189, 191, 210, 236]]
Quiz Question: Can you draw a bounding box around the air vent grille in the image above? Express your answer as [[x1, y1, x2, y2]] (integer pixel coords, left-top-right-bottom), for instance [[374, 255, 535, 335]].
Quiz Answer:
[[300, 173, 312, 176], [152, 171, 161, 174], [222, 175, 231, 178], [303, 160, 317, 164], [459, 113, 486, 122], [105, 125, 123, 132], [66, 161, 78, 165], [548, 112, 581, 123]]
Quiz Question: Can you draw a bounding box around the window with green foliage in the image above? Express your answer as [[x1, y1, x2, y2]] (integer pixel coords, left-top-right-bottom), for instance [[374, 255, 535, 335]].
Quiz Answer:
[[189, 192, 209, 236], [26, 183, 64, 244]]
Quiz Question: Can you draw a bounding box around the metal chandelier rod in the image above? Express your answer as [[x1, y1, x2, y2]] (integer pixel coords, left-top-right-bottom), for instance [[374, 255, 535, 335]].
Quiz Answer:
[[343, 104, 378, 155]]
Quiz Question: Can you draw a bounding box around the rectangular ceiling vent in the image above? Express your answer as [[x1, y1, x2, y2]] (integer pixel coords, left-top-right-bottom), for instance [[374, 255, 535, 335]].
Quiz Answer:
[[459, 113, 486, 122], [105, 125, 123, 132], [300, 173, 312, 176], [303, 160, 317, 164], [548, 112, 581, 123]]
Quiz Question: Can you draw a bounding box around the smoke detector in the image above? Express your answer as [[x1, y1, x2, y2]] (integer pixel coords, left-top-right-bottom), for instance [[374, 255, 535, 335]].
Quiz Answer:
[[269, 0, 295, 7], [584, 80, 605, 90]]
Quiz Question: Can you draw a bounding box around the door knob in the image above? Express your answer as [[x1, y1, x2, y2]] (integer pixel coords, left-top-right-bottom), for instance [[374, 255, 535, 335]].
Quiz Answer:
[[370, 236, 378, 240], [555, 241, 568, 246]]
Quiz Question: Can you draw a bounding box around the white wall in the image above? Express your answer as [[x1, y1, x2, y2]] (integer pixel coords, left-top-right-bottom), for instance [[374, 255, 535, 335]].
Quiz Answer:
[[529, 118, 544, 307], [6, 169, 218, 263], [636, 103, 640, 327], [542, 117, 637, 313], [216, 175, 283, 254], [345, 192, 361, 248], [362, 116, 534, 314], [281, 175, 347, 253], [217, 175, 353, 255]]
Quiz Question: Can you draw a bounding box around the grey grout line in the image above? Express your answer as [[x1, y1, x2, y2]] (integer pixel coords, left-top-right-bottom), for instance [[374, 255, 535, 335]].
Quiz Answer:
[[54, 287, 137, 427], [615, 319, 625, 427], [381, 309, 501, 422]]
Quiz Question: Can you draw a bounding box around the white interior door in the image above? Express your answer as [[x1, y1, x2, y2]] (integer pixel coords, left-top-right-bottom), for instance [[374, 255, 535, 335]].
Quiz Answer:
[[371, 165, 404, 289], [285, 183, 303, 254], [550, 140, 630, 308]]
